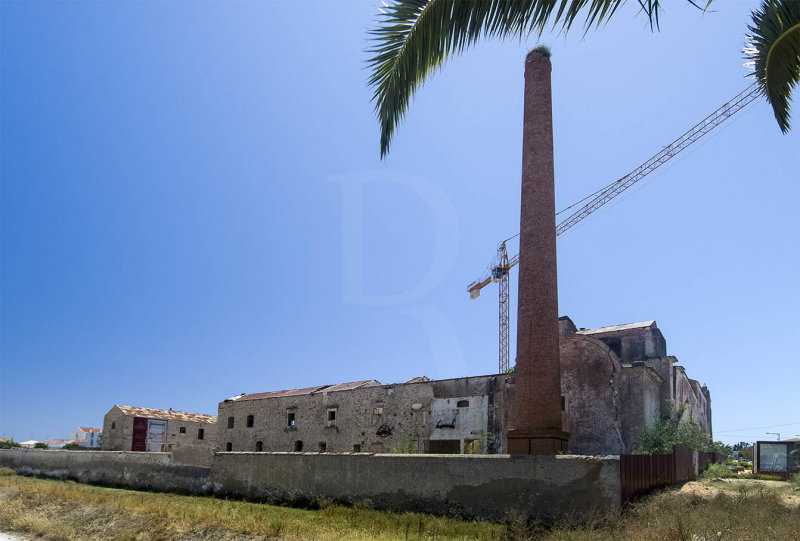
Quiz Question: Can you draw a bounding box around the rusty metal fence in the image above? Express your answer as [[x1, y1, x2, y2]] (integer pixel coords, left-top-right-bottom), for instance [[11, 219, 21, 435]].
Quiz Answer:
[[621, 445, 720, 504]]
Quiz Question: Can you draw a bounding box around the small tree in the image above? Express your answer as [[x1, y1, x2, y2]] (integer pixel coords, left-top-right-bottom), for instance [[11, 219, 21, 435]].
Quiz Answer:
[[33, 442, 49, 449], [712, 441, 733, 457], [741, 445, 754, 461]]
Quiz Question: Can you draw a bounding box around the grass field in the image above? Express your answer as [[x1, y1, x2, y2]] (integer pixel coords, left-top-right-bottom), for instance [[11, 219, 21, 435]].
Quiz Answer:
[[1, 467, 798, 540]]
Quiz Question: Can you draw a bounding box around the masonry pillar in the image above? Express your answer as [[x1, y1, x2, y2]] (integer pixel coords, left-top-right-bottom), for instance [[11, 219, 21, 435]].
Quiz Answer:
[[506, 48, 569, 455]]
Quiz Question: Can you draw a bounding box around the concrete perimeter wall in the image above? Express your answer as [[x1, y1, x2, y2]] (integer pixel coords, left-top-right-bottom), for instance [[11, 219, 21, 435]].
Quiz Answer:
[[209, 452, 620, 521], [0, 449, 211, 494], [0, 449, 620, 522]]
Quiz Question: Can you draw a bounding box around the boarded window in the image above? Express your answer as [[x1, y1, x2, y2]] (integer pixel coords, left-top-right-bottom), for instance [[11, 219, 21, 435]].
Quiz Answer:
[[318, 442, 327, 453], [227, 417, 234, 429], [197, 428, 205, 440], [226, 442, 232, 452], [294, 440, 303, 452], [287, 412, 296, 427], [179, 427, 186, 434], [255, 441, 263, 452], [457, 400, 469, 408], [246, 415, 254, 428], [428, 439, 460, 454]]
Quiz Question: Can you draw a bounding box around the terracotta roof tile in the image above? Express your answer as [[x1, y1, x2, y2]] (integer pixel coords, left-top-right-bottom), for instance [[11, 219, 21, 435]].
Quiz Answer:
[[116, 405, 217, 424], [232, 380, 382, 402]]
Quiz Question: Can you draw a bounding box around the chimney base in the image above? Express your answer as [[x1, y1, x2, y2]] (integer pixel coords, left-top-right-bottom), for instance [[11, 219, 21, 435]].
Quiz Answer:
[[507, 428, 569, 455]]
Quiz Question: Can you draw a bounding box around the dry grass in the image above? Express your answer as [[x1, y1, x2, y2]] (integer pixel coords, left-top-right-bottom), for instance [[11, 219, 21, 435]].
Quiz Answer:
[[1, 467, 799, 540], [0, 469, 503, 540]]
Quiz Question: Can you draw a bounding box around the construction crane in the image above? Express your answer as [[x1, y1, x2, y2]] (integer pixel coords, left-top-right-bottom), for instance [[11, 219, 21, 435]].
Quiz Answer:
[[468, 82, 761, 374]]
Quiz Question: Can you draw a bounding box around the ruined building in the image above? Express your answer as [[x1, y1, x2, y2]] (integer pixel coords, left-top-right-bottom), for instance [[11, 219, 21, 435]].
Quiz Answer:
[[216, 319, 711, 455], [102, 405, 217, 452]]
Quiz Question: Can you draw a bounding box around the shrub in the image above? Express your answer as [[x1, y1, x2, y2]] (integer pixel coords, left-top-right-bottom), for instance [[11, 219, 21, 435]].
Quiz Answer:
[[700, 463, 736, 480], [0, 441, 21, 449], [634, 405, 709, 454], [739, 473, 783, 481], [392, 437, 416, 454], [790, 473, 800, 486], [33, 443, 49, 449]]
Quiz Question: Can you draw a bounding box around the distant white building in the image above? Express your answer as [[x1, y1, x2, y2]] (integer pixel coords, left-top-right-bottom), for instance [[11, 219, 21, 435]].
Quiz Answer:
[[69, 427, 102, 448], [18, 440, 38, 448], [40, 439, 69, 449]]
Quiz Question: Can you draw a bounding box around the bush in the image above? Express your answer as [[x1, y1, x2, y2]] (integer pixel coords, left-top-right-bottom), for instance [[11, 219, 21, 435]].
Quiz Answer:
[[700, 463, 736, 480], [790, 473, 800, 486], [634, 405, 709, 454], [0, 441, 21, 449], [33, 443, 49, 449], [739, 473, 783, 481], [392, 437, 416, 454]]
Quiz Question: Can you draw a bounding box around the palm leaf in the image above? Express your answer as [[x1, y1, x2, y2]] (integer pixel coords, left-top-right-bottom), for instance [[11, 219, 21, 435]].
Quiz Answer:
[[747, 0, 800, 133], [367, 0, 710, 157]]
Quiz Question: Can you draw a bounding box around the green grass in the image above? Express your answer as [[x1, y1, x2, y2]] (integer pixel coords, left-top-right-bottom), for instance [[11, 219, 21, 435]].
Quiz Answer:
[[0, 469, 798, 540]]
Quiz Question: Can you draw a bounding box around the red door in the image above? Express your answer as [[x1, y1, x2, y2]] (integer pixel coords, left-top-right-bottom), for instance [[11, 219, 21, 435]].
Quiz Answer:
[[132, 417, 148, 451]]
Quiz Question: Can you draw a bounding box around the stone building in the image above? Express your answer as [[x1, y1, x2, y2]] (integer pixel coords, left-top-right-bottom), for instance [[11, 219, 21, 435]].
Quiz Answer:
[[217, 319, 711, 455], [102, 405, 217, 452]]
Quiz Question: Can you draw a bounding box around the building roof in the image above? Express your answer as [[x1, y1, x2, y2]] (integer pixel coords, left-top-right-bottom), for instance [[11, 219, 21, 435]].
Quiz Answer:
[[576, 321, 657, 335], [229, 380, 382, 402], [115, 405, 217, 424], [77, 427, 101, 433]]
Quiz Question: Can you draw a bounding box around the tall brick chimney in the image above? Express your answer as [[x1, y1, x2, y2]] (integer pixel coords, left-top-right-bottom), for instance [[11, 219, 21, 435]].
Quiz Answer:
[[506, 48, 569, 455]]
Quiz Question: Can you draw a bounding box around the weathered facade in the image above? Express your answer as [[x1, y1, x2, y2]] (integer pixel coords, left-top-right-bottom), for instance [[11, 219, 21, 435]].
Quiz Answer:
[[102, 405, 217, 452], [217, 319, 712, 455]]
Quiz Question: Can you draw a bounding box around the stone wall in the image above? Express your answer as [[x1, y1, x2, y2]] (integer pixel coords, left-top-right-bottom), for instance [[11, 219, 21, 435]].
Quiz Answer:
[[0, 449, 621, 522], [0, 448, 211, 493]]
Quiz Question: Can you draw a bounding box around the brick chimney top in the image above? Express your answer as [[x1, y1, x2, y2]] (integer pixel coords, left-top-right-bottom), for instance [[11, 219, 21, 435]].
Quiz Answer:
[[527, 45, 552, 60]]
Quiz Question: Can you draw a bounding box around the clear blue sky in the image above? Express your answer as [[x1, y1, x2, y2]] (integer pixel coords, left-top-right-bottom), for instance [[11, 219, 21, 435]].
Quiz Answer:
[[1, 1, 797, 446]]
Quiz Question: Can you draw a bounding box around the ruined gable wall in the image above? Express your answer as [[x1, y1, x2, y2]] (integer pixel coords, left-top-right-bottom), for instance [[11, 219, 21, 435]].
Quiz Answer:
[[619, 365, 663, 452], [101, 407, 133, 451], [558, 335, 624, 455]]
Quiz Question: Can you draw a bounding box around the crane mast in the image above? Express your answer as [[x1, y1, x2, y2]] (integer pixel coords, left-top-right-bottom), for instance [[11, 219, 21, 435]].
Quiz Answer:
[[469, 83, 760, 374]]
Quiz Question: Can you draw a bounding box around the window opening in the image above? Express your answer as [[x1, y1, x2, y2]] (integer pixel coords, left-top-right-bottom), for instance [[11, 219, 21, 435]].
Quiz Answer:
[[255, 441, 263, 452], [318, 442, 327, 452], [457, 400, 469, 408], [246, 415, 254, 428], [197, 428, 205, 440], [294, 440, 303, 452], [287, 412, 296, 427], [227, 417, 234, 429], [179, 427, 186, 434], [226, 442, 232, 452]]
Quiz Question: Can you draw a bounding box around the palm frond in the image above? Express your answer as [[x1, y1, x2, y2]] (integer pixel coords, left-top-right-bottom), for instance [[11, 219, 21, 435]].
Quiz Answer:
[[367, 0, 710, 157], [747, 0, 800, 133]]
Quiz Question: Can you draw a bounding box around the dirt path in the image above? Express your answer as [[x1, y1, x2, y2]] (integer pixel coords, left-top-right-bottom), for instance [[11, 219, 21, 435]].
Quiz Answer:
[[679, 478, 800, 508]]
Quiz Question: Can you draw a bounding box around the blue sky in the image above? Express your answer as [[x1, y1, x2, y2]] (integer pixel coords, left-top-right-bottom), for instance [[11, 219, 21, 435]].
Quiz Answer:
[[1, 1, 798, 446]]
